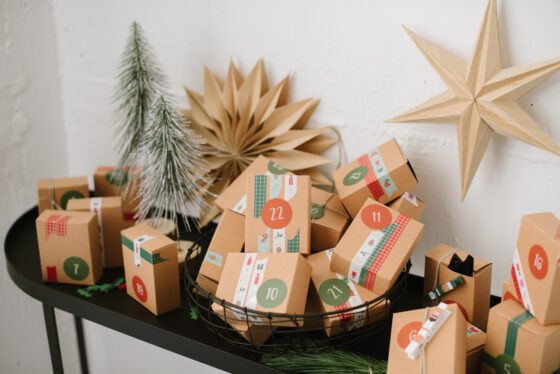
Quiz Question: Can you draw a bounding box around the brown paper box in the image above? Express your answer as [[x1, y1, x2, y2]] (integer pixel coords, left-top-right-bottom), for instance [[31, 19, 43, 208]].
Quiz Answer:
[[467, 323, 487, 374], [331, 198, 424, 294], [307, 250, 387, 337], [333, 138, 418, 218], [482, 299, 560, 374], [310, 188, 350, 252], [245, 174, 311, 254], [121, 224, 180, 316], [424, 244, 492, 330], [67, 197, 125, 268], [387, 192, 425, 221], [214, 253, 311, 328], [501, 278, 520, 305], [512, 212, 560, 325], [387, 304, 467, 374], [93, 166, 138, 226], [36, 209, 102, 285], [197, 209, 245, 292], [37, 177, 89, 214]]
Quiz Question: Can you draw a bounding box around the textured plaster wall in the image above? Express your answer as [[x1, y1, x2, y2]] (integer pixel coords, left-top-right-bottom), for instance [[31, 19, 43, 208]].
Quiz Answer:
[[2, 0, 560, 373]]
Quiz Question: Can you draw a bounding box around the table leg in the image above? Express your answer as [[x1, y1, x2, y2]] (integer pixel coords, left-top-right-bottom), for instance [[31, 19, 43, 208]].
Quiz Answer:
[[74, 316, 89, 374], [42, 304, 64, 374]]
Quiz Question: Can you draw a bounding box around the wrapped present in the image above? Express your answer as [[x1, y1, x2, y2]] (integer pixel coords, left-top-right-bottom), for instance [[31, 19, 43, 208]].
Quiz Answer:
[[388, 192, 424, 221], [196, 209, 245, 294], [424, 245, 492, 330], [121, 224, 180, 316], [307, 249, 387, 337], [388, 303, 467, 374], [214, 253, 311, 329], [482, 299, 560, 374], [333, 138, 418, 218], [310, 188, 350, 252], [511, 212, 560, 325], [37, 177, 89, 213], [331, 198, 423, 294], [67, 197, 125, 268], [245, 174, 311, 254], [467, 323, 486, 374], [35, 209, 102, 285], [215, 155, 290, 214], [93, 166, 138, 226]]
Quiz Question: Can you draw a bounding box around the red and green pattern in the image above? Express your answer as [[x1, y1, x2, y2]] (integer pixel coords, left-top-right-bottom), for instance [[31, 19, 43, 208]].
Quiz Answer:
[[357, 154, 384, 200], [45, 215, 71, 239]]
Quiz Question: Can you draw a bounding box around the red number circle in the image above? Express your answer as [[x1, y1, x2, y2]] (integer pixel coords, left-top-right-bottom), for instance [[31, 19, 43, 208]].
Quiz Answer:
[[397, 321, 423, 349], [132, 275, 148, 303], [528, 244, 548, 280], [261, 198, 293, 229], [443, 300, 468, 320], [361, 204, 392, 230]]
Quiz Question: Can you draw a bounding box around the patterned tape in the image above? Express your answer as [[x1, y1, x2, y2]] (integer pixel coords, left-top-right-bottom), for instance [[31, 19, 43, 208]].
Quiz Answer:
[[203, 250, 223, 267], [133, 235, 154, 267], [121, 236, 167, 265], [89, 198, 105, 266], [424, 276, 465, 303], [232, 253, 267, 323], [504, 311, 533, 356], [511, 248, 535, 315], [233, 195, 247, 214], [253, 175, 267, 218], [403, 192, 418, 207], [45, 215, 71, 240], [357, 149, 398, 200], [405, 303, 451, 360]]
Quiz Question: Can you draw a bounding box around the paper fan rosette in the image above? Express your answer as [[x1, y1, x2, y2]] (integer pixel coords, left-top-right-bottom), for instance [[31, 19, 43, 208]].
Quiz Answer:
[[183, 60, 340, 225]]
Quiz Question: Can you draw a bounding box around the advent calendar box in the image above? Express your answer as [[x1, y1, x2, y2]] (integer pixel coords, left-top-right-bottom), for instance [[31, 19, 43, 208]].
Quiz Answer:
[[67, 197, 125, 268], [310, 188, 350, 252], [93, 166, 138, 225], [121, 224, 180, 316], [245, 174, 311, 254], [331, 198, 423, 294], [333, 138, 418, 218], [36, 209, 102, 285], [511, 212, 560, 325], [37, 176, 89, 213]]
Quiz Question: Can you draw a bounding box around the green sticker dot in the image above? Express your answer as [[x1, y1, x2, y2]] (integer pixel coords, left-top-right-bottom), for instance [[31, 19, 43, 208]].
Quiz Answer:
[[311, 203, 325, 219], [494, 354, 521, 374], [267, 161, 288, 175], [60, 190, 85, 209], [105, 169, 128, 186], [343, 166, 368, 186], [63, 257, 89, 281], [257, 279, 288, 309], [319, 278, 351, 306]]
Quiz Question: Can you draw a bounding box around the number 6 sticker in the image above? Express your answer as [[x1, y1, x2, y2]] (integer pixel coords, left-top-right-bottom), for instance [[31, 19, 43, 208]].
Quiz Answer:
[[261, 198, 293, 229]]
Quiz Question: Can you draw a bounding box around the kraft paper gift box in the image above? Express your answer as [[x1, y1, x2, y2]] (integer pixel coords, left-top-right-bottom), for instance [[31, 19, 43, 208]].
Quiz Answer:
[[501, 279, 520, 304], [511, 212, 560, 325], [467, 323, 487, 374], [67, 197, 125, 268], [214, 253, 311, 329], [196, 209, 245, 295], [331, 198, 424, 294], [310, 188, 350, 252], [482, 299, 560, 374], [332, 138, 418, 218], [387, 191, 424, 221], [307, 249, 387, 337], [121, 224, 180, 316], [245, 174, 311, 254], [424, 244, 492, 330], [215, 155, 290, 214], [387, 304, 467, 374], [37, 176, 89, 213], [36, 209, 102, 285], [93, 166, 138, 226]]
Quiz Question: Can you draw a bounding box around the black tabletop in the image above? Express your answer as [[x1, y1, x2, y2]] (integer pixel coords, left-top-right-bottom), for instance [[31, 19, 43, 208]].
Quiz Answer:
[[5, 206, 432, 374]]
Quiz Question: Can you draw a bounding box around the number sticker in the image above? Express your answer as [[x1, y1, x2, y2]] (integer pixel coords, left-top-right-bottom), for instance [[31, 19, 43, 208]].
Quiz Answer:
[[267, 161, 288, 175], [257, 279, 288, 309], [132, 276, 148, 302], [343, 166, 368, 186], [319, 279, 351, 306], [105, 168, 128, 186], [495, 354, 521, 374], [63, 257, 89, 281], [60, 190, 85, 210], [361, 204, 392, 230], [310, 203, 325, 219], [397, 321, 423, 349], [528, 244, 548, 280], [261, 198, 293, 229]]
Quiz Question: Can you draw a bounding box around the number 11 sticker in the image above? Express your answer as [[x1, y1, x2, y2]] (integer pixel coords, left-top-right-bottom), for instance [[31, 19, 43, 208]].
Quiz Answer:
[[361, 204, 391, 230]]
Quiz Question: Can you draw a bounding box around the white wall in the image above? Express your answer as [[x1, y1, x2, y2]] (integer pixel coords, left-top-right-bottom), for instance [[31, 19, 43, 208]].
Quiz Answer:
[[2, 0, 560, 373]]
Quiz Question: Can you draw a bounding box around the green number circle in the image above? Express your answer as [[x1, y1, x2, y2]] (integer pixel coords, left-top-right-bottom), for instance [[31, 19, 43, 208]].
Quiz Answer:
[[494, 354, 521, 374], [63, 257, 89, 281], [343, 166, 368, 186], [319, 278, 351, 306], [60, 190, 85, 209], [267, 161, 288, 175], [257, 279, 288, 309], [311, 203, 325, 219], [105, 168, 128, 186]]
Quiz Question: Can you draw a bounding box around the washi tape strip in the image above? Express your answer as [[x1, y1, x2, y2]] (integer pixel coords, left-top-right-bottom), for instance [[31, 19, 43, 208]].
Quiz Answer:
[[231, 253, 266, 323], [405, 302, 451, 360], [133, 235, 154, 267], [287, 230, 300, 253], [203, 250, 223, 267], [90, 198, 105, 266], [403, 192, 418, 207], [511, 248, 535, 315], [253, 175, 267, 218], [424, 276, 465, 303], [357, 154, 384, 200], [121, 236, 167, 265], [45, 215, 71, 239], [368, 150, 398, 198], [504, 310, 533, 356]]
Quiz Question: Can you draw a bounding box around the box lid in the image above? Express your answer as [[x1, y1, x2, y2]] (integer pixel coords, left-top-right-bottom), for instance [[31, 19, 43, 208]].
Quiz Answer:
[[121, 223, 175, 257], [520, 212, 560, 246], [426, 244, 492, 273], [37, 176, 88, 190]]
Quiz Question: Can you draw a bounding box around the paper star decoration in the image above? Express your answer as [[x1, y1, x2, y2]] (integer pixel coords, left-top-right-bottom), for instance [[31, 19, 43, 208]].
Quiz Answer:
[[389, 0, 560, 199]]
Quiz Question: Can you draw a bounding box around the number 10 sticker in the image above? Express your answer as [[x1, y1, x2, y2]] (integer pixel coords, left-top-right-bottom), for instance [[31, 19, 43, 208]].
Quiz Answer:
[[261, 198, 293, 229], [257, 279, 288, 309]]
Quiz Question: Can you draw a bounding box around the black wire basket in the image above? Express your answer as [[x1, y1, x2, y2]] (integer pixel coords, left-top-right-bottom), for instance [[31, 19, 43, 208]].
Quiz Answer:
[[183, 226, 411, 353]]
